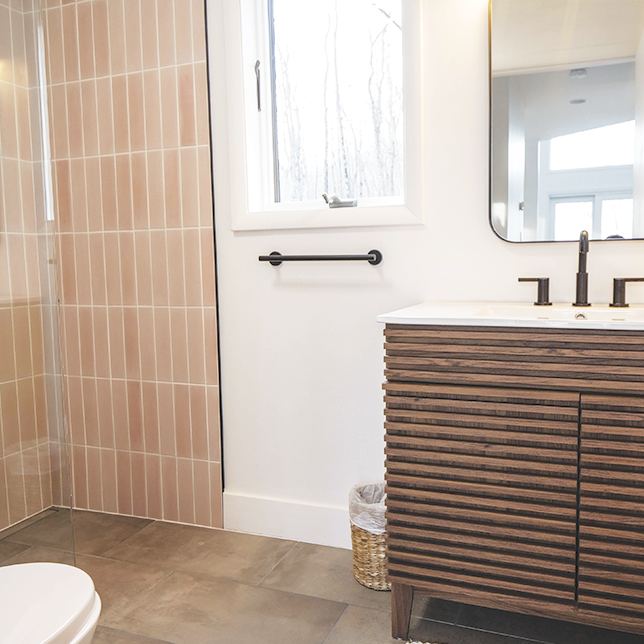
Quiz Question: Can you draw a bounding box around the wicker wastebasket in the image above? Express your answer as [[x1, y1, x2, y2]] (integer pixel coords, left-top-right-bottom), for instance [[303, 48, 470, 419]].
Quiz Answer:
[[349, 483, 391, 591]]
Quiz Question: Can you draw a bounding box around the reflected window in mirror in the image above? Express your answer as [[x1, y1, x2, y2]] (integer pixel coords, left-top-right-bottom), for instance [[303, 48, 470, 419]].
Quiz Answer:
[[490, 0, 644, 243]]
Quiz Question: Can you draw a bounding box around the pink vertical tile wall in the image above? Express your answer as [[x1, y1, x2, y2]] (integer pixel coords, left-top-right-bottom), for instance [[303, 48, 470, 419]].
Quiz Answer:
[[0, 0, 69, 531], [43, 0, 222, 527]]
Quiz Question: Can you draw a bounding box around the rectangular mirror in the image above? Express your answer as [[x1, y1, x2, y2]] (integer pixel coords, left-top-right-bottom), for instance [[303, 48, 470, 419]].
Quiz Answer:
[[490, 0, 644, 242]]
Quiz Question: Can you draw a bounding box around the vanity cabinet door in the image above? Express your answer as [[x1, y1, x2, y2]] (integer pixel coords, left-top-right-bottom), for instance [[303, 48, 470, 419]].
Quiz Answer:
[[385, 383, 579, 611], [579, 395, 644, 622]]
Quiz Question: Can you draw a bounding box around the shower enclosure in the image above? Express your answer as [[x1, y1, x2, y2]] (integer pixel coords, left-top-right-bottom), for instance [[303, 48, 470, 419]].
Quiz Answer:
[[0, 0, 74, 557]]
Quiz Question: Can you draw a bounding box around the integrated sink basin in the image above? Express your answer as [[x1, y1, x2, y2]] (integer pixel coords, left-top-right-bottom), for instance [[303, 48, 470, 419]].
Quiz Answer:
[[377, 301, 644, 330]]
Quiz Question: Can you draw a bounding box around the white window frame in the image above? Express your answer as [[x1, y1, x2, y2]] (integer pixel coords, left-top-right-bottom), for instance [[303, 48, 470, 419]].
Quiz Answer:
[[218, 0, 424, 231]]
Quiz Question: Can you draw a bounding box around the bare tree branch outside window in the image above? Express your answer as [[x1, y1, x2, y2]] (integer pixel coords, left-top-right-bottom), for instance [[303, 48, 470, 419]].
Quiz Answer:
[[271, 0, 403, 204]]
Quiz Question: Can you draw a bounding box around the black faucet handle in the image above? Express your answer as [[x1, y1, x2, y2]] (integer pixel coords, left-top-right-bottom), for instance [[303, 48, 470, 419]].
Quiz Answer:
[[610, 278, 644, 308], [519, 277, 552, 306]]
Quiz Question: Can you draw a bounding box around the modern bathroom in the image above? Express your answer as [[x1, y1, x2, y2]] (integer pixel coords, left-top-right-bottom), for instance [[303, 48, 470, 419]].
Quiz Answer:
[[3, 0, 644, 643]]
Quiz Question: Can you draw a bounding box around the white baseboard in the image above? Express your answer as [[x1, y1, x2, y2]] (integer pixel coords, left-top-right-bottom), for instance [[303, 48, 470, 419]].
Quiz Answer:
[[223, 491, 352, 549]]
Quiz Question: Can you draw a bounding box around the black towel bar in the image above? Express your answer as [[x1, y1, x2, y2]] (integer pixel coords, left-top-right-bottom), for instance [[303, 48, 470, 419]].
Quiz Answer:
[[259, 250, 382, 267]]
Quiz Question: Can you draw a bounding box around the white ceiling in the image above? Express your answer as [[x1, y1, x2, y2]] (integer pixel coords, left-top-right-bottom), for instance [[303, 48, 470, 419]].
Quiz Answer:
[[492, 0, 644, 74]]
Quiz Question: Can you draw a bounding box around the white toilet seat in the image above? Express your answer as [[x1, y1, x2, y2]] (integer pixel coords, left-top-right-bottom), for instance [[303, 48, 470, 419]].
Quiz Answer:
[[0, 562, 101, 644]]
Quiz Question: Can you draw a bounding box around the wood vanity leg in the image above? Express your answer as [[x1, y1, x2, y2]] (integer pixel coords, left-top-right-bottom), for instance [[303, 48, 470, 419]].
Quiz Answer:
[[391, 582, 414, 640]]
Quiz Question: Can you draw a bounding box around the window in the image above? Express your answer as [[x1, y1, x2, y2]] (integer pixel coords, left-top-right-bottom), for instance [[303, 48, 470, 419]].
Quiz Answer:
[[270, 0, 403, 205], [220, 0, 423, 231]]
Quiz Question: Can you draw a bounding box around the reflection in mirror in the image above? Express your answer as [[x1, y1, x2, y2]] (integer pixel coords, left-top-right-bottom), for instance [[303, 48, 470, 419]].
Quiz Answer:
[[490, 0, 644, 242]]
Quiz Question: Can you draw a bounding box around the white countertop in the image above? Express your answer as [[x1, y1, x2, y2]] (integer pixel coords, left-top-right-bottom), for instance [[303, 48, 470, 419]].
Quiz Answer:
[[377, 301, 644, 331]]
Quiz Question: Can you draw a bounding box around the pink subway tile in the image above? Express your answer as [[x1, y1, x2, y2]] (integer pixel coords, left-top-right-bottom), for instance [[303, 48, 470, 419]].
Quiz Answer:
[[145, 453, 163, 519], [107, 306, 126, 378], [12, 306, 32, 379], [107, 0, 127, 75], [154, 307, 172, 382], [78, 305, 96, 376], [193, 459, 210, 526], [174, 0, 192, 64], [124, 0, 143, 72], [141, 0, 159, 69], [23, 447, 43, 517], [81, 81, 99, 157], [0, 85, 18, 161], [93, 309, 110, 377], [160, 67, 179, 148], [15, 88, 32, 161], [206, 385, 221, 462], [142, 381, 160, 453], [17, 378, 37, 447], [139, 307, 157, 381], [86, 446, 102, 511], [150, 231, 169, 306], [62, 306, 81, 376], [74, 234, 92, 305], [38, 442, 54, 508], [127, 380, 144, 451], [174, 384, 191, 458], [147, 150, 165, 229], [66, 82, 84, 158], [198, 146, 213, 225], [62, 3, 79, 82], [6, 452, 27, 524], [86, 158, 103, 231], [192, 0, 206, 62], [189, 385, 207, 461], [45, 8, 65, 84], [8, 237, 28, 301], [186, 308, 205, 384], [157, 0, 176, 67], [89, 234, 107, 305], [158, 381, 175, 455], [72, 444, 88, 509], [204, 307, 218, 385], [116, 155, 134, 230], [161, 455, 178, 522], [177, 458, 194, 524], [119, 232, 136, 305], [92, 0, 110, 78], [58, 235, 77, 303], [134, 232, 153, 306], [170, 308, 188, 383], [66, 375, 85, 445], [0, 310, 16, 383], [70, 159, 88, 232], [116, 449, 133, 515], [96, 78, 115, 155], [209, 462, 223, 528], [177, 65, 196, 145], [24, 236, 41, 301], [111, 378, 130, 450], [112, 76, 130, 154], [163, 149, 181, 228], [180, 148, 199, 227], [131, 451, 147, 516], [56, 160, 72, 232], [77, 1, 95, 80], [33, 375, 48, 442], [166, 229, 185, 306], [143, 71, 162, 151], [183, 229, 202, 306], [97, 379, 115, 448], [131, 152, 149, 229], [2, 160, 21, 233], [20, 162, 37, 233], [0, 382, 20, 455], [82, 378, 100, 447], [0, 459, 8, 530], [28, 306, 44, 375], [103, 232, 123, 305], [123, 307, 141, 380], [100, 156, 118, 230], [100, 448, 118, 513]]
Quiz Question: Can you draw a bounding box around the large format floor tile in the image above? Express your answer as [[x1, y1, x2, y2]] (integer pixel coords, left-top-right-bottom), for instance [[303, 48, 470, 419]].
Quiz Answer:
[[0, 545, 75, 566], [260, 542, 392, 611], [103, 521, 296, 585], [4, 509, 74, 551], [322, 605, 399, 644], [110, 570, 347, 644], [76, 555, 170, 625], [92, 626, 171, 644], [0, 540, 30, 564]]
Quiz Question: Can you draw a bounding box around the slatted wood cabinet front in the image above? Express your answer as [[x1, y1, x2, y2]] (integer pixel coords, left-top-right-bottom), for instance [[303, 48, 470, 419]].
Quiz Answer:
[[384, 324, 644, 639]]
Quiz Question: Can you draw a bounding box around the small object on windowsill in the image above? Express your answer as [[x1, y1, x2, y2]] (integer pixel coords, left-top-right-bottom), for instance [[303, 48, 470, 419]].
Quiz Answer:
[[322, 193, 358, 208]]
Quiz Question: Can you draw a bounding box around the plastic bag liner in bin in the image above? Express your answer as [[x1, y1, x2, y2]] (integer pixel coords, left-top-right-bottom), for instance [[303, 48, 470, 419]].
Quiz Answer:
[[349, 482, 386, 535]]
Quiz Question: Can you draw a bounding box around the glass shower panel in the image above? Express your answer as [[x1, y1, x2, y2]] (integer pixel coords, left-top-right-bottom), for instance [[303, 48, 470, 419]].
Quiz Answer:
[[0, 0, 73, 561]]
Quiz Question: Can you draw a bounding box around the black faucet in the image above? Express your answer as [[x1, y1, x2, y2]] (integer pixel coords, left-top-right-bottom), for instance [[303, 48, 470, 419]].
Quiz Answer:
[[573, 230, 591, 307]]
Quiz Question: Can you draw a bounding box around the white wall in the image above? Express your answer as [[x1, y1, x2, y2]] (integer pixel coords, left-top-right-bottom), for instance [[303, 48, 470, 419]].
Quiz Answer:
[[209, 0, 644, 549]]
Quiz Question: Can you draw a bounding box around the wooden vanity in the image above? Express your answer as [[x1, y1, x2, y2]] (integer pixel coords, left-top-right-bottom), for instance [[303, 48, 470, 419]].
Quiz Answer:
[[382, 319, 644, 638]]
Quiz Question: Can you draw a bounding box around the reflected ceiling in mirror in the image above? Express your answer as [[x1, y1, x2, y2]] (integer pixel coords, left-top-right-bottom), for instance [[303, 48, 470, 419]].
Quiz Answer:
[[490, 0, 644, 242]]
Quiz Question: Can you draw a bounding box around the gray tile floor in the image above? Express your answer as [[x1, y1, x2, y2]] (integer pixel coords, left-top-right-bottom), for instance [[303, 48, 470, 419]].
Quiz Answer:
[[0, 509, 641, 644]]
